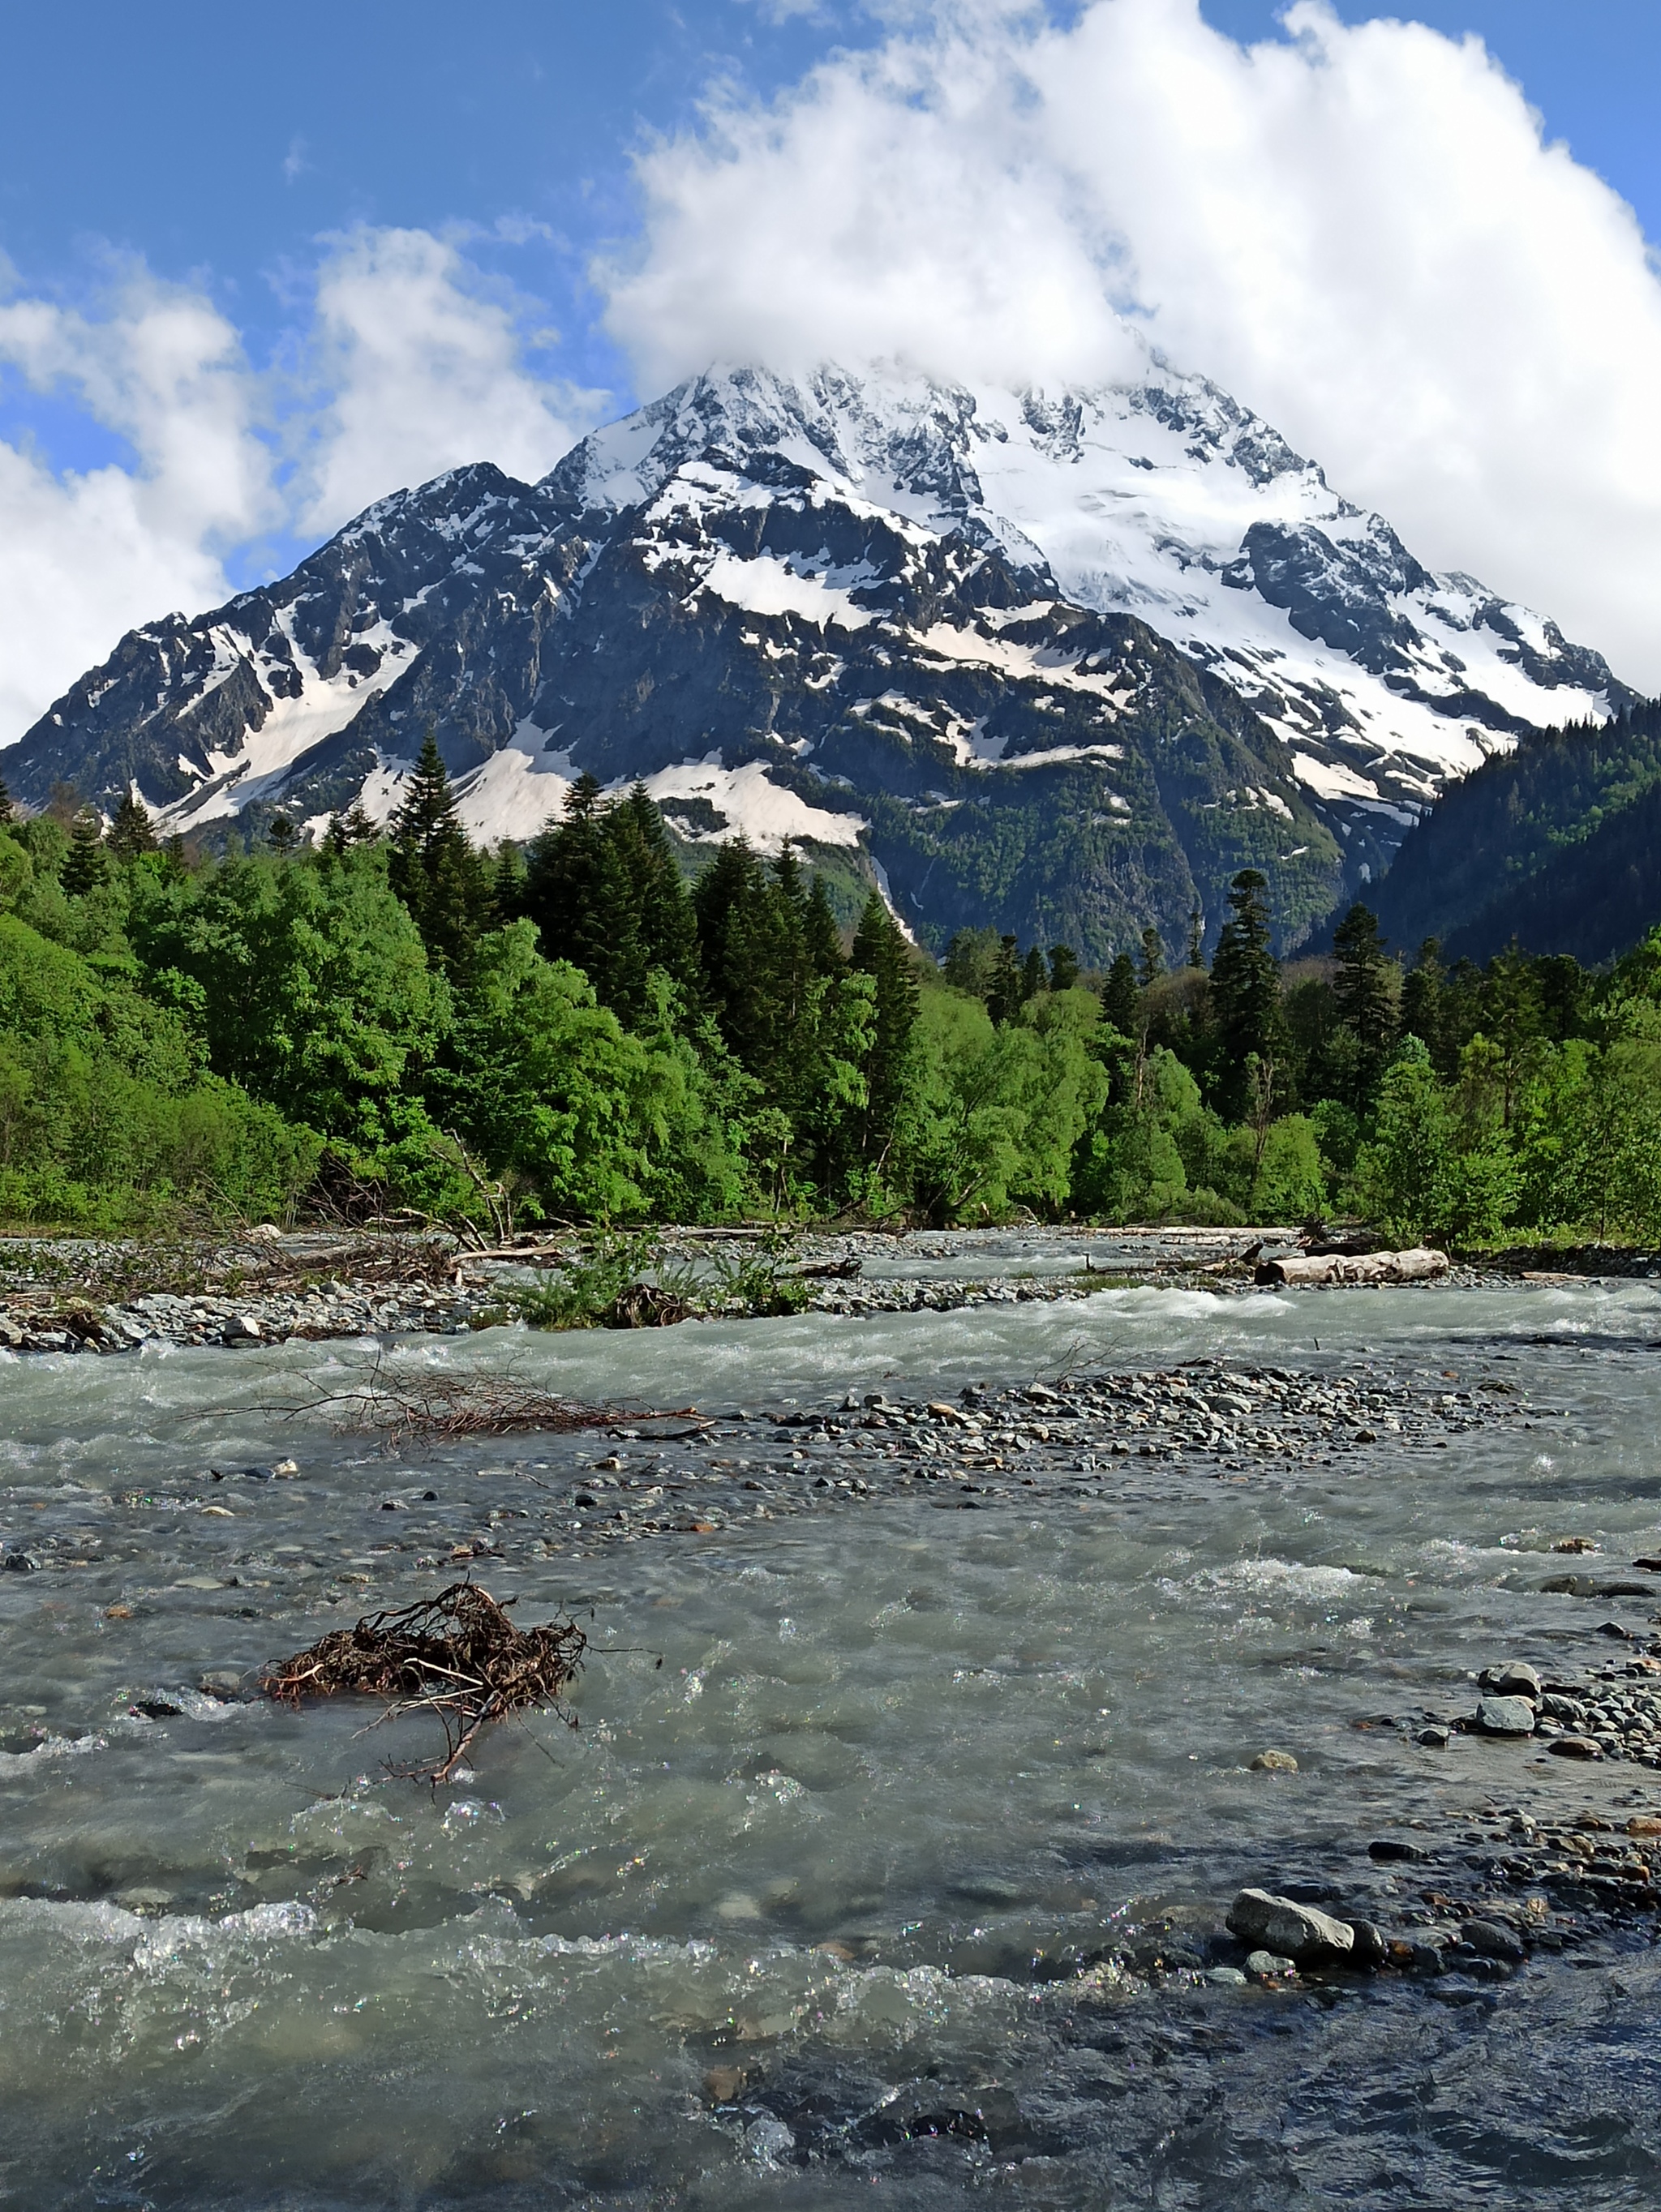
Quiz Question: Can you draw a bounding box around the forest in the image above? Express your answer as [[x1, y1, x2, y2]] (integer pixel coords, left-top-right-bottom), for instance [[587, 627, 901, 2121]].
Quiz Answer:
[[2, 734, 1659, 1248]]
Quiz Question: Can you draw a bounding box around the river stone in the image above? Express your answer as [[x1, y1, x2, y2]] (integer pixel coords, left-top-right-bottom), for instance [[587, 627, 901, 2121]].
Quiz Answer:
[[1479, 1661, 1543, 1704], [1227, 1888, 1356, 1966], [1463, 1918, 1526, 1962], [1547, 1734, 1602, 1759], [1243, 1949, 1298, 1982], [1346, 1919, 1388, 1968], [1250, 1749, 1298, 1773], [1368, 1837, 1426, 1863], [1474, 1695, 1537, 1736], [221, 1314, 264, 1345]]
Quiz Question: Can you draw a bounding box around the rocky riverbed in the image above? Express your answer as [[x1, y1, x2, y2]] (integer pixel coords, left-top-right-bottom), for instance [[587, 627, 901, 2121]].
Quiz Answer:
[[7, 1258, 1661, 2206]]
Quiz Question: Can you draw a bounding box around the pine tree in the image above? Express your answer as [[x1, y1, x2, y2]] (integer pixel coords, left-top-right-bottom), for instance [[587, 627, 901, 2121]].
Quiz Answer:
[[324, 799, 379, 858], [1400, 939, 1447, 1071], [986, 935, 1024, 1025], [1020, 945, 1049, 1002], [386, 732, 491, 973], [851, 891, 921, 1175], [59, 808, 109, 897], [805, 875, 846, 977], [1209, 869, 1285, 1121], [1102, 952, 1141, 1040], [107, 790, 157, 864], [1139, 925, 1165, 990], [1048, 944, 1080, 993], [1332, 902, 1396, 1105], [267, 812, 298, 853]]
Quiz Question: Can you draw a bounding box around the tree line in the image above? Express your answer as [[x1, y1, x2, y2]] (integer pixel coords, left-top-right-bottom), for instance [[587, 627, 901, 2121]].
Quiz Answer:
[[1, 737, 1659, 1244]]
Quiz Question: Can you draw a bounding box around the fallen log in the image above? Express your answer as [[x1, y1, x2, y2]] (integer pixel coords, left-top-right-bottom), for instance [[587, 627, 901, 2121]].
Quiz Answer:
[[1255, 1245, 1450, 1288]]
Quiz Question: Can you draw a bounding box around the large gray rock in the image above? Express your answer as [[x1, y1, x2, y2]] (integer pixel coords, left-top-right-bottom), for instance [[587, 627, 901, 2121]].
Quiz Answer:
[[1479, 1661, 1542, 1703], [1226, 1888, 1355, 1966], [1473, 1695, 1536, 1736]]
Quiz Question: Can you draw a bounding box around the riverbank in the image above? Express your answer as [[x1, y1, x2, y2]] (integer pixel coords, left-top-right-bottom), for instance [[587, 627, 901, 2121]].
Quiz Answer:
[[0, 1220, 1599, 1356]]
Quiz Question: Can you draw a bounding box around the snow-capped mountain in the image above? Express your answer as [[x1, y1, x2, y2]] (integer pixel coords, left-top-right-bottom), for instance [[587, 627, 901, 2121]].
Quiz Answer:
[[2, 355, 1633, 961]]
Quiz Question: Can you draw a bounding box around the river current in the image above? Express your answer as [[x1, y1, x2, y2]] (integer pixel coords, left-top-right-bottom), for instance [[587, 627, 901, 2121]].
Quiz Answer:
[[4, 1247, 1661, 2209]]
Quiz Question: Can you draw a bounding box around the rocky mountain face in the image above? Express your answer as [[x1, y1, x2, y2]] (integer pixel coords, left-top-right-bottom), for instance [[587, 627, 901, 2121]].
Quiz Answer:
[[2, 356, 1633, 964]]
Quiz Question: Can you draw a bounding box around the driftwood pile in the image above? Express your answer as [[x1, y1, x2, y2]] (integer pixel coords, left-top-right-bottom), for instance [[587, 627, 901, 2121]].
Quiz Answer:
[[264, 1583, 586, 1781]]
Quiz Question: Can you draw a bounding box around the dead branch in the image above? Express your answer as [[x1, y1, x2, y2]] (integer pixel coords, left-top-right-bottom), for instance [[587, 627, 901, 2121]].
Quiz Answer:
[[264, 1583, 586, 1783]]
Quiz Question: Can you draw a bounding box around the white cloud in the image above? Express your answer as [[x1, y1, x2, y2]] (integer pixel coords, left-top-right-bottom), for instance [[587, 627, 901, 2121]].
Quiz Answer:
[[0, 228, 604, 745], [292, 226, 604, 534], [0, 268, 276, 746], [603, 0, 1661, 688]]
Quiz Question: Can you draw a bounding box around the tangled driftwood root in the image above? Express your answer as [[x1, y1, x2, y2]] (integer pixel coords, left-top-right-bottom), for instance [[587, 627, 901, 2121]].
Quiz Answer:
[[294, 1364, 622, 1442], [263, 1582, 586, 1781]]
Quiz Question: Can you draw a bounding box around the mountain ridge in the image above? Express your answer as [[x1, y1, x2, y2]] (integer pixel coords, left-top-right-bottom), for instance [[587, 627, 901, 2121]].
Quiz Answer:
[[2, 353, 1633, 962]]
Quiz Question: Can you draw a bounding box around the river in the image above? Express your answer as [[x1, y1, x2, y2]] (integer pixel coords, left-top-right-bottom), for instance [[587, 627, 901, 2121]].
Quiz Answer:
[[4, 1248, 1661, 2208]]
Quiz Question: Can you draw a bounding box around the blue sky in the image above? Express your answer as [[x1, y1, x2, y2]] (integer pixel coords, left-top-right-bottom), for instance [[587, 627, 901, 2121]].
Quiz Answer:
[[2, 0, 1655, 462], [3, 0, 1661, 732]]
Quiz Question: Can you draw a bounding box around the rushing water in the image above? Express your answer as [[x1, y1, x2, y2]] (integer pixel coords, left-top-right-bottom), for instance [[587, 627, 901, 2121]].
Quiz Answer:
[[4, 1258, 1661, 2209]]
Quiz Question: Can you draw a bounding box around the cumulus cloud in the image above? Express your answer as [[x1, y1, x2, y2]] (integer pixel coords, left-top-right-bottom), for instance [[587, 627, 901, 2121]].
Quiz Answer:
[[603, 0, 1661, 687], [0, 268, 275, 745], [293, 226, 603, 534], [0, 229, 603, 744]]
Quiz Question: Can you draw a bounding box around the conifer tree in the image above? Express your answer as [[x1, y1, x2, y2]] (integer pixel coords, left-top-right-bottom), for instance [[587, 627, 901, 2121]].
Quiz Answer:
[[1138, 924, 1165, 989], [986, 935, 1024, 1025], [0, 774, 12, 825], [851, 890, 921, 1175], [60, 807, 109, 896], [1187, 905, 1204, 971], [387, 731, 491, 973], [107, 790, 157, 864], [805, 874, 846, 978], [1020, 945, 1049, 1002], [324, 799, 379, 858], [1209, 869, 1285, 1121], [1400, 939, 1447, 1070], [1332, 902, 1396, 1104], [267, 811, 298, 853], [1102, 952, 1141, 1040], [1048, 944, 1080, 993]]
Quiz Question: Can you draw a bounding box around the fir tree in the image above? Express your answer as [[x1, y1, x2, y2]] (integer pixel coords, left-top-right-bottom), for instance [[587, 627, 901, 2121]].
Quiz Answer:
[[1020, 945, 1049, 1002], [107, 790, 157, 864], [386, 732, 491, 974], [60, 808, 109, 897], [1138, 925, 1165, 990], [1102, 952, 1141, 1040], [851, 891, 921, 1176], [805, 874, 847, 978], [1400, 939, 1447, 1071], [324, 799, 378, 859], [1048, 944, 1080, 994], [267, 811, 299, 853], [0, 774, 16, 825], [1187, 905, 1204, 971], [1332, 902, 1396, 1104], [986, 936, 1024, 1025], [1208, 869, 1285, 1121]]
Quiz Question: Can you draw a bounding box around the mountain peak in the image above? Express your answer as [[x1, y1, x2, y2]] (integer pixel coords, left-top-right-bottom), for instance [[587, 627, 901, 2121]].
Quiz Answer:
[[0, 351, 1634, 960]]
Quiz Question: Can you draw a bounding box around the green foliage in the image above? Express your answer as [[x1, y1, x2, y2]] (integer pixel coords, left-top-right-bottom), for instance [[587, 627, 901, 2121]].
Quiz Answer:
[[4, 760, 1659, 1244]]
